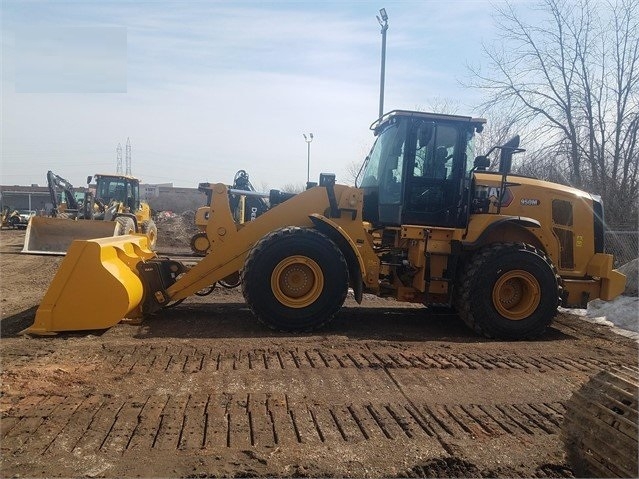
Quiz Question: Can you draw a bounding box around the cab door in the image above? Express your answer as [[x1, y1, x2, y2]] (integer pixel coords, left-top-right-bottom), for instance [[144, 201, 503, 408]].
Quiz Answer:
[[402, 120, 465, 227]]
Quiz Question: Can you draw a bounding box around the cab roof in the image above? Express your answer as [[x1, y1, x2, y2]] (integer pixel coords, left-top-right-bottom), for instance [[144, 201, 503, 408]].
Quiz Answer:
[[371, 109, 487, 133], [94, 173, 139, 181]]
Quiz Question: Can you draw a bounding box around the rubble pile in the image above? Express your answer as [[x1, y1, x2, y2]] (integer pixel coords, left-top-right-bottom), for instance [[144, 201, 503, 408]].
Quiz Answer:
[[154, 210, 199, 249]]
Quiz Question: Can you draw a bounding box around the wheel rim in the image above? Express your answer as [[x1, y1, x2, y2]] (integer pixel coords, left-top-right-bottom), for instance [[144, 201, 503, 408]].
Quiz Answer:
[[492, 270, 541, 320], [271, 256, 324, 308]]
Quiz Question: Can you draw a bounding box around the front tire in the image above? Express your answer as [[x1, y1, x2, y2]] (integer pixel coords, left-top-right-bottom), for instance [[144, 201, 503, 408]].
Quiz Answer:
[[455, 243, 561, 339], [140, 219, 158, 250], [116, 217, 136, 235], [242, 227, 348, 332]]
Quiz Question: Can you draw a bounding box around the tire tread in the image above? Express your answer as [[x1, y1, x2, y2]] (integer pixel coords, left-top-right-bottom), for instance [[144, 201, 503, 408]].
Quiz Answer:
[[241, 226, 348, 332], [454, 242, 562, 339]]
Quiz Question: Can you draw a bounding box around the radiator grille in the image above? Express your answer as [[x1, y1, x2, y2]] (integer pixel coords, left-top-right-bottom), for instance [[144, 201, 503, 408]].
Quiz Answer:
[[552, 199, 573, 226]]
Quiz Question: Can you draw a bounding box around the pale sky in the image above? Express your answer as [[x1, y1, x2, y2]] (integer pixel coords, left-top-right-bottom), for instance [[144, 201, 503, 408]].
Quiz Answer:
[[1, 0, 504, 190]]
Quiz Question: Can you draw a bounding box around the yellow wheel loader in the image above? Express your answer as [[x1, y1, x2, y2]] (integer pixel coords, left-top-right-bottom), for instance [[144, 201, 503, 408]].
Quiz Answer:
[[23, 110, 626, 339], [23, 170, 157, 255]]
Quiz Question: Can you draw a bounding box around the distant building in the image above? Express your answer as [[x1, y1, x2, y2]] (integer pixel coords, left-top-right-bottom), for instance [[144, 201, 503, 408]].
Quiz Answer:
[[1, 182, 206, 215], [0, 184, 51, 214], [140, 183, 173, 202], [1, 184, 92, 214]]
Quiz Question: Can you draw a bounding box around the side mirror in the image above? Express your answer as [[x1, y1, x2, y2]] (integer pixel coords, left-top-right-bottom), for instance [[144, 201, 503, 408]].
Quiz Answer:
[[499, 135, 521, 173], [87, 175, 92, 185], [319, 173, 336, 187], [474, 155, 490, 170]]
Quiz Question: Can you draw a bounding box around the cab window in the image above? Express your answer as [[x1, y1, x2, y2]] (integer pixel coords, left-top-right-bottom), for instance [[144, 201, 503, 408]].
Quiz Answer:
[[413, 123, 458, 180], [377, 120, 408, 205]]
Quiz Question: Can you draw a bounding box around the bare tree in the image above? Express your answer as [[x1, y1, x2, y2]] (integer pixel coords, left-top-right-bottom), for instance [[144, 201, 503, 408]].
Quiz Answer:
[[469, 0, 639, 227], [280, 183, 306, 194], [341, 160, 364, 186], [414, 97, 461, 115], [474, 106, 521, 169], [258, 181, 270, 194]]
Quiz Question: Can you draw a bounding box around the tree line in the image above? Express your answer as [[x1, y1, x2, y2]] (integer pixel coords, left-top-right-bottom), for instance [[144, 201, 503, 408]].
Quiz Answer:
[[470, 0, 638, 229]]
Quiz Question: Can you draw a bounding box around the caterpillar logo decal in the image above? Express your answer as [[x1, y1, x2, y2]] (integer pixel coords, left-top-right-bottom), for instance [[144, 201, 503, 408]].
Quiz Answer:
[[488, 187, 514, 207]]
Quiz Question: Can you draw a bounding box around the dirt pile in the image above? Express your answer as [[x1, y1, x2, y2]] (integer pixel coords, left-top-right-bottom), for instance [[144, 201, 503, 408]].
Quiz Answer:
[[155, 210, 199, 249]]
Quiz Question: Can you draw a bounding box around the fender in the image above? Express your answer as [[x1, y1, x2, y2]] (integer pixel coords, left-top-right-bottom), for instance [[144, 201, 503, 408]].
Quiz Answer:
[[309, 214, 365, 304], [463, 216, 542, 250]]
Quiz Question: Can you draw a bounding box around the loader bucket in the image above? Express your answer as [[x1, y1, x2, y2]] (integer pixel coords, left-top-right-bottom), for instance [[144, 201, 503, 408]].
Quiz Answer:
[[23, 235, 156, 335], [22, 216, 119, 255]]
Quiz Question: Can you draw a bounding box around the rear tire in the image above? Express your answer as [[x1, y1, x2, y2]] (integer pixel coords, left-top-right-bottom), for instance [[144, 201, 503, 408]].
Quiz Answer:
[[116, 217, 136, 235], [242, 227, 348, 332], [219, 271, 241, 288], [454, 243, 560, 339], [140, 219, 158, 249], [190, 232, 210, 256]]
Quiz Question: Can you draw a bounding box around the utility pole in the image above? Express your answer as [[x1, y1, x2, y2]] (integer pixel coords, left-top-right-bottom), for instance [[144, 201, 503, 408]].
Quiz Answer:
[[377, 8, 389, 119], [303, 133, 314, 184]]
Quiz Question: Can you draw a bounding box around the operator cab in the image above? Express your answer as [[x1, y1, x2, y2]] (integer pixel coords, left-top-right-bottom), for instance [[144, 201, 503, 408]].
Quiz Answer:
[[359, 110, 485, 227], [94, 174, 140, 211]]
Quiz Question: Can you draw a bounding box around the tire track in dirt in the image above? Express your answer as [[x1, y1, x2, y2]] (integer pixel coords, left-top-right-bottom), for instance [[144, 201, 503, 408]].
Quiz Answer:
[[1, 392, 567, 456], [98, 344, 617, 375]]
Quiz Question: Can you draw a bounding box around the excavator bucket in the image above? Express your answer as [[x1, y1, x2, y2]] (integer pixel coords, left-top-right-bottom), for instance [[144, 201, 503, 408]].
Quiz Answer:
[[22, 216, 119, 255], [23, 235, 156, 335]]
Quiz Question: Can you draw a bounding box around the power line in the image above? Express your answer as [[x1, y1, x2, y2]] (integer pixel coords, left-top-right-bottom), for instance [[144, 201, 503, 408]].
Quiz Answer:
[[116, 143, 123, 173], [125, 137, 132, 176]]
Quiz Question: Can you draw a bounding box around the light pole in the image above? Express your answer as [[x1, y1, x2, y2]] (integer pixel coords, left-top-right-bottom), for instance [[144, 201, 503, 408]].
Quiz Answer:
[[303, 133, 314, 184], [377, 8, 389, 119]]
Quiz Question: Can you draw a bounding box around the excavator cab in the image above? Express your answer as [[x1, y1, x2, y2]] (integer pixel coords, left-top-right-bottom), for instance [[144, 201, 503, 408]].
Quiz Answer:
[[360, 110, 485, 227]]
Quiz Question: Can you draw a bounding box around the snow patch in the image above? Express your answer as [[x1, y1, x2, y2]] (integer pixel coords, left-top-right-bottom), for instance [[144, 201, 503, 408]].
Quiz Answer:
[[560, 295, 639, 340]]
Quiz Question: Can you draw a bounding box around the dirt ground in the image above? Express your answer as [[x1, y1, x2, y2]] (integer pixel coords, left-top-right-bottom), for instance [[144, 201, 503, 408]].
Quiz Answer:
[[1, 227, 637, 478]]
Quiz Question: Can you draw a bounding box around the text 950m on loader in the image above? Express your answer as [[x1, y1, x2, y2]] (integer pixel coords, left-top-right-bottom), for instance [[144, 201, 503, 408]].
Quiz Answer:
[[24, 110, 626, 339]]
